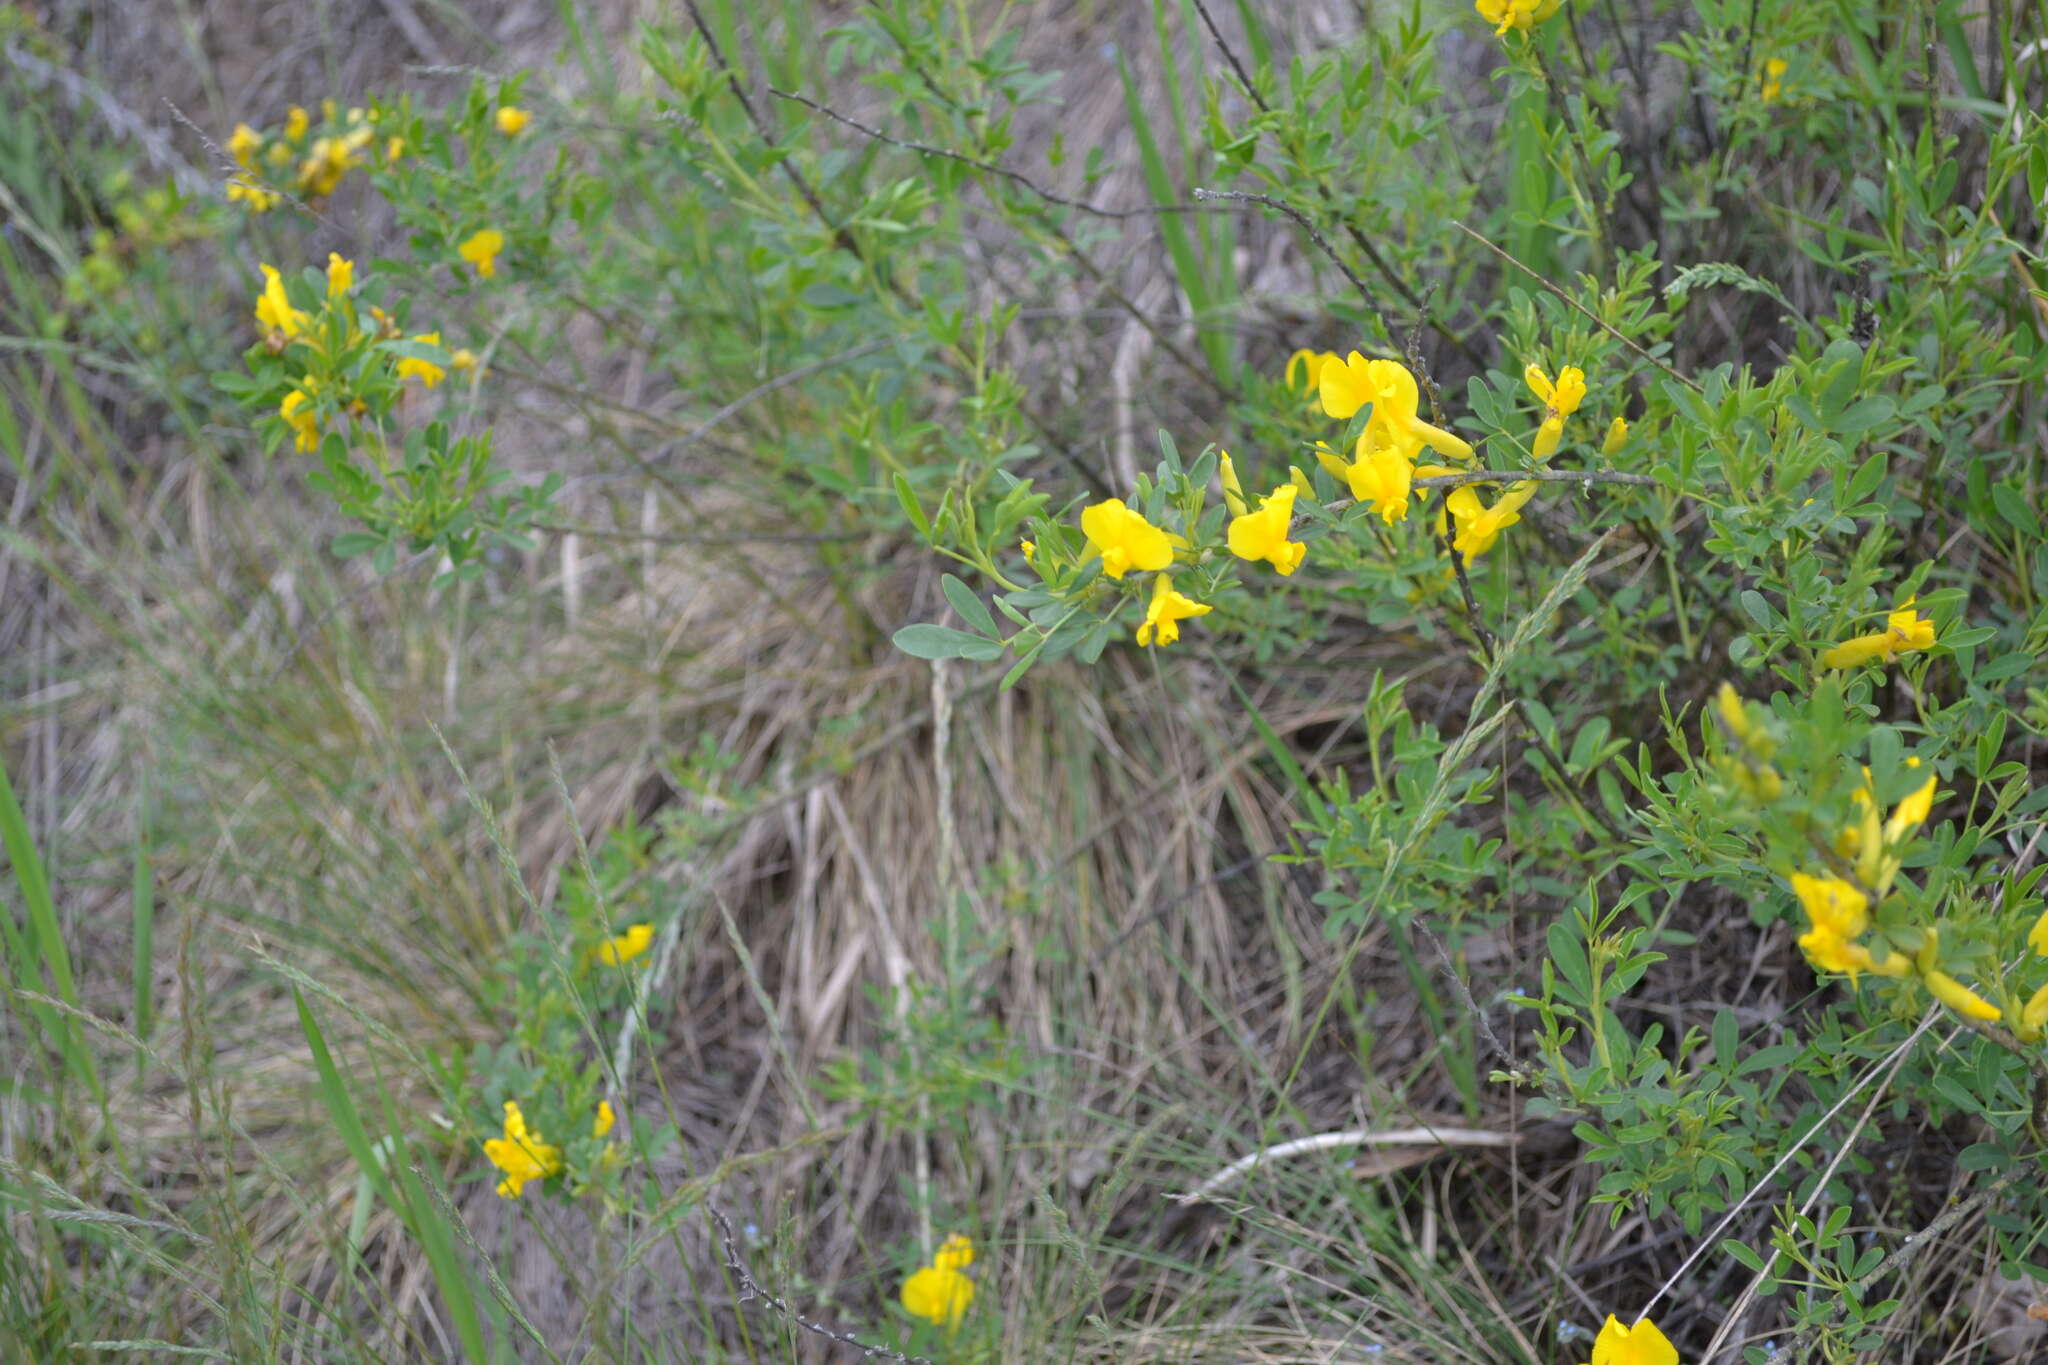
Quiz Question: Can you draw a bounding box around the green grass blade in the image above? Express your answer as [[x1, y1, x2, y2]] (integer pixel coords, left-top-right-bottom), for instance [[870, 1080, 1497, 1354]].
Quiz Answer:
[[295, 987, 492, 1361], [1118, 50, 1233, 386], [0, 746, 99, 1100], [131, 789, 155, 1061]]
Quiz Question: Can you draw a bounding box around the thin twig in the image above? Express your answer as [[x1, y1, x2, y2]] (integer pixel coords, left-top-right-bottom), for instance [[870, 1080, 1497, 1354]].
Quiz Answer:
[[1192, 187, 1378, 315], [1452, 222, 1703, 393], [1442, 524, 1498, 660], [709, 1205, 932, 1364], [1779, 1171, 2019, 1365], [1174, 1125, 1520, 1203], [1413, 468, 1663, 489], [769, 88, 1207, 220], [1639, 1009, 1942, 1322]]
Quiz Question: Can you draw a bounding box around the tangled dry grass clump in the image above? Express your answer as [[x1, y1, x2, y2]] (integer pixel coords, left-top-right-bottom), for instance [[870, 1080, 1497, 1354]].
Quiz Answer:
[[4, 1, 2046, 1362]]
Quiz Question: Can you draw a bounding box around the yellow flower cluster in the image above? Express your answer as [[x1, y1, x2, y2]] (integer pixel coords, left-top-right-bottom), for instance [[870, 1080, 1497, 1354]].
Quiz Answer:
[[1818, 600, 1936, 669], [1069, 447, 1314, 650], [1716, 686, 2019, 1025], [900, 1234, 975, 1328], [482, 1098, 619, 1198], [483, 1100, 562, 1198], [1297, 349, 1474, 525], [1760, 57, 1790, 103], [1293, 348, 1559, 567], [224, 100, 398, 212], [251, 254, 479, 453], [1524, 361, 1586, 461]]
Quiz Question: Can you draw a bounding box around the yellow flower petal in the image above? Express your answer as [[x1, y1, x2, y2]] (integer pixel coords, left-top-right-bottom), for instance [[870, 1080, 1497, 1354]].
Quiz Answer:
[[1226, 484, 1306, 575], [496, 106, 532, 136], [1789, 873, 1869, 939], [459, 227, 505, 279], [1926, 971, 2001, 1022], [596, 923, 654, 966], [900, 1265, 974, 1327], [1080, 499, 1175, 580], [1583, 1313, 1678, 1365], [1135, 571, 1210, 648]]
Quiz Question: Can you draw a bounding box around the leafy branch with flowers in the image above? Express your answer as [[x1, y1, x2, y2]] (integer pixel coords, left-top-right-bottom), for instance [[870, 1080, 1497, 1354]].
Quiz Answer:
[[9, 0, 2048, 1360]]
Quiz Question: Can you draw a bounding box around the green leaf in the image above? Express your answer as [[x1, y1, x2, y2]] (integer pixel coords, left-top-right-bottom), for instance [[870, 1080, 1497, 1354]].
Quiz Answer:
[[1991, 483, 2042, 539], [940, 575, 999, 638], [893, 473, 930, 539], [1721, 1239, 1766, 1272], [1845, 452, 1887, 503], [1832, 396, 1897, 434], [893, 624, 1004, 662]]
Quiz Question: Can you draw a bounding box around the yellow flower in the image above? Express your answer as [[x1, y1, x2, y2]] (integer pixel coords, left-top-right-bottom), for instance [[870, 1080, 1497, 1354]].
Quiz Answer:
[[396, 331, 447, 388], [1020, 538, 1036, 564], [279, 388, 319, 453], [1080, 499, 1176, 579], [1346, 443, 1416, 525], [1926, 971, 2001, 1022], [1524, 363, 1583, 416], [596, 923, 654, 966], [296, 136, 355, 197], [2028, 908, 2048, 957], [483, 1100, 563, 1198], [1475, 0, 1562, 34], [385, 135, 407, 162], [593, 1101, 616, 1138], [1445, 481, 1538, 564], [253, 264, 309, 339], [450, 348, 480, 375], [1714, 682, 1761, 750], [325, 252, 354, 297], [1532, 414, 1565, 461], [1136, 572, 1210, 647], [1579, 1314, 1677, 1365], [459, 228, 505, 279], [933, 1234, 974, 1271], [901, 1265, 974, 1328], [1319, 353, 1473, 462], [1819, 600, 1936, 669], [497, 105, 533, 135], [1217, 450, 1248, 517], [226, 177, 281, 212], [1285, 348, 1337, 399], [1839, 762, 1937, 893], [1760, 57, 1789, 103], [1797, 926, 1907, 980], [2019, 982, 2048, 1041], [1790, 873, 1869, 940], [1602, 416, 1629, 456], [284, 105, 310, 143], [1228, 484, 1307, 575], [228, 122, 262, 168]]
